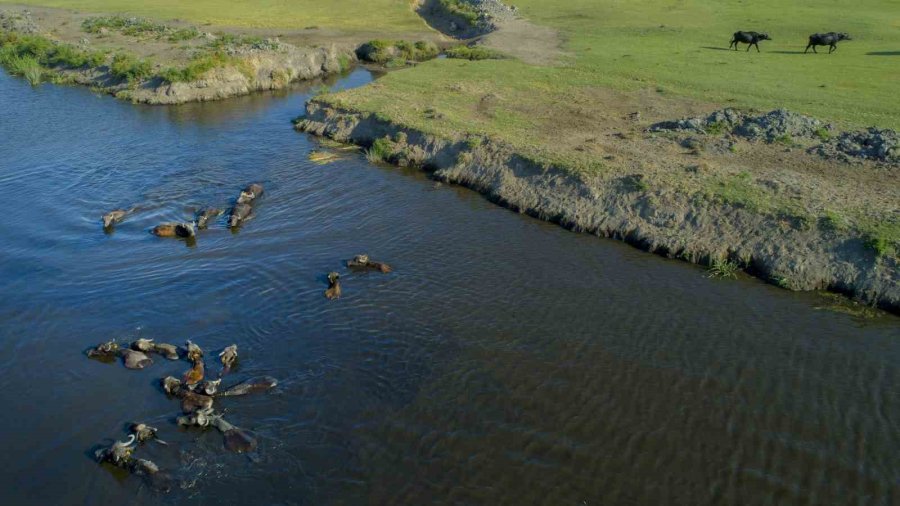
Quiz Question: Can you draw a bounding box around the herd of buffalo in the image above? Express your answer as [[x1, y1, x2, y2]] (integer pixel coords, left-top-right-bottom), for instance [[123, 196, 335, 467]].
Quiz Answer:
[[101, 183, 393, 299], [101, 183, 265, 239], [88, 337, 277, 491], [92, 184, 395, 491], [729, 31, 852, 53]]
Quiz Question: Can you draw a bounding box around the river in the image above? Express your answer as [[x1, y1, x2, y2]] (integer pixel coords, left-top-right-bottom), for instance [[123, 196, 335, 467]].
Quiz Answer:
[[0, 68, 898, 505]]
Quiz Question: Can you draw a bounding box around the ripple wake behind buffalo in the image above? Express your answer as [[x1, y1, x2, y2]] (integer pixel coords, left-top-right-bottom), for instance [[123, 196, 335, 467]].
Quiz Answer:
[[1, 68, 898, 505]]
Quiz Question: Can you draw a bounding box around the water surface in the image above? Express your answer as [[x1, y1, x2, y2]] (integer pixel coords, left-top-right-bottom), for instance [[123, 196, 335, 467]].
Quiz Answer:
[[0, 69, 898, 505]]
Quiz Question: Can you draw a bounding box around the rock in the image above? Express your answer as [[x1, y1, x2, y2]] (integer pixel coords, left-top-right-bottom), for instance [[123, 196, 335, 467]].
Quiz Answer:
[[814, 127, 898, 164], [732, 109, 827, 143], [649, 108, 831, 143]]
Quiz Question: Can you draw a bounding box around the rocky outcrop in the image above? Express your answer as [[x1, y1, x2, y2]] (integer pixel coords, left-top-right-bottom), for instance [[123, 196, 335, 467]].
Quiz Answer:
[[815, 128, 899, 164], [297, 100, 899, 313], [650, 108, 898, 164], [650, 108, 831, 142]]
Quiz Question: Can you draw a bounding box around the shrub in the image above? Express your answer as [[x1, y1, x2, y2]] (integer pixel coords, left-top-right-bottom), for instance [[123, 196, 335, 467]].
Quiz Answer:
[[445, 45, 505, 60], [864, 234, 895, 258], [819, 210, 847, 232], [159, 53, 229, 83], [337, 54, 351, 72], [1, 33, 106, 70], [45, 43, 105, 68], [365, 137, 393, 162], [707, 259, 740, 279], [705, 121, 728, 135], [82, 15, 200, 42], [356, 39, 438, 64], [110, 53, 152, 82], [439, 0, 480, 25], [5, 54, 42, 85]]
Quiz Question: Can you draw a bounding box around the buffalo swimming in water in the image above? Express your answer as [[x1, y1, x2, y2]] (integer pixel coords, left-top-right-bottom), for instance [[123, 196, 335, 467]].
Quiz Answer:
[[324, 272, 342, 300], [151, 222, 196, 238], [347, 254, 393, 273]]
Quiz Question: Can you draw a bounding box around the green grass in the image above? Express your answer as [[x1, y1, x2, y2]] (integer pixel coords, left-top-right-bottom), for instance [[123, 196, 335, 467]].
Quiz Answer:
[[109, 52, 151, 81], [365, 137, 394, 163], [860, 220, 900, 259], [357, 40, 439, 64], [1, 0, 431, 33], [159, 52, 229, 82], [707, 259, 741, 279], [82, 15, 199, 41], [445, 45, 505, 60], [0, 32, 106, 83], [2, 53, 43, 84], [438, 0, 480, 25]]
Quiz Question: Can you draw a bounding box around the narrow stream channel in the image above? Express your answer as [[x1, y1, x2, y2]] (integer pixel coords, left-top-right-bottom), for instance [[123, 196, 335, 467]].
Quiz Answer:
[[0, 68, 897, 505]]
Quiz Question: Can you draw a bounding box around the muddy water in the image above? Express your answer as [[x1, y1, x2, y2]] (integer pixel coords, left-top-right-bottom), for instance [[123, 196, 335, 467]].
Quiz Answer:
[[0, 68, 898, 505]]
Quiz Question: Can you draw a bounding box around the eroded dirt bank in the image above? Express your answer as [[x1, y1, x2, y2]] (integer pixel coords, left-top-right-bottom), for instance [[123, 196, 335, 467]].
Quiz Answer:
[[0, 7, 354, 104], [297, 101, 899, 313]]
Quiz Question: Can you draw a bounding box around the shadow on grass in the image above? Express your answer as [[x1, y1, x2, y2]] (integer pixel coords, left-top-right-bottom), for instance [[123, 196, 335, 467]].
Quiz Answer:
[[700, 46, 734, 52], [867, 51, 900, 56], [771, 50, 807, 54]]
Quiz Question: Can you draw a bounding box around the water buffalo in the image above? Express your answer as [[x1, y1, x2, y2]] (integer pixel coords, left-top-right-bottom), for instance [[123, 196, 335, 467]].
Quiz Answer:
[[325, 272, 342, 300], [177, 408, 258, 453], [95, 434, 136, 468], [152, 342, 180, 360], [237, 183, 264, 205], [196, 207, 224, 229], [218, 376, 278, 397], [182, 359, 205, 387], [151, 222, 196, 238], [131, 338, 155, 352], [347, 254, 393, 273], [805, 32, 851, 54], [101, 208, 134, 230], [196, 378, 222, 396], [86, 339, 120, 360], [185, 340, 203, 363], [121, 349, 153, 369], [730, 31, 771, 52], [219, 344, 238, 375], [228, 202, 252, 228], [130, 423, 167, 445]]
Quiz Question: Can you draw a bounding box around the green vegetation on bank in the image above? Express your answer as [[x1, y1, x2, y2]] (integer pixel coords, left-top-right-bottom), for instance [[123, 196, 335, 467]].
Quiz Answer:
[[356, 40, 439, 65], [0, 31, 106, 83], [438, 0, 480, 25], [108, 52, 151, 81], [159, 52, 227, 83], [82, 15, 200, 41], [445, 45, 505, 61]]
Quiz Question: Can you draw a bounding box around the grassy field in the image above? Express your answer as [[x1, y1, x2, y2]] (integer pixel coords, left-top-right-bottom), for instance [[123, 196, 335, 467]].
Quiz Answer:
[[315, 0, 898, 251], [0, 0, 429, 32], [515, 0, 900, 128], [326, 0, 898, 143]]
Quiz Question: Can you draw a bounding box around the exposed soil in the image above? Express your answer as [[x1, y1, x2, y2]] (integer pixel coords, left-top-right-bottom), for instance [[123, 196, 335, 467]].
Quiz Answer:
[[415, 0, 564, 65]]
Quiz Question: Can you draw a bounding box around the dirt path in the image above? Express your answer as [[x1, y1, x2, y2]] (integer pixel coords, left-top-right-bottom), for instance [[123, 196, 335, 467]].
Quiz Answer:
[[482, 17, 565, 66]]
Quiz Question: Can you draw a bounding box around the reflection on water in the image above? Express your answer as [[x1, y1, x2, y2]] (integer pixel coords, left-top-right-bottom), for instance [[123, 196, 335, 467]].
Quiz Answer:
[[0, 69, 898, 505]]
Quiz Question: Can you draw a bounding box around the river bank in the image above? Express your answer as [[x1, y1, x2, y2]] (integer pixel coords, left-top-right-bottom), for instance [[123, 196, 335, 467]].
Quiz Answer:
[[0, 7, 357, 103], [296, 100, 899, 313]]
